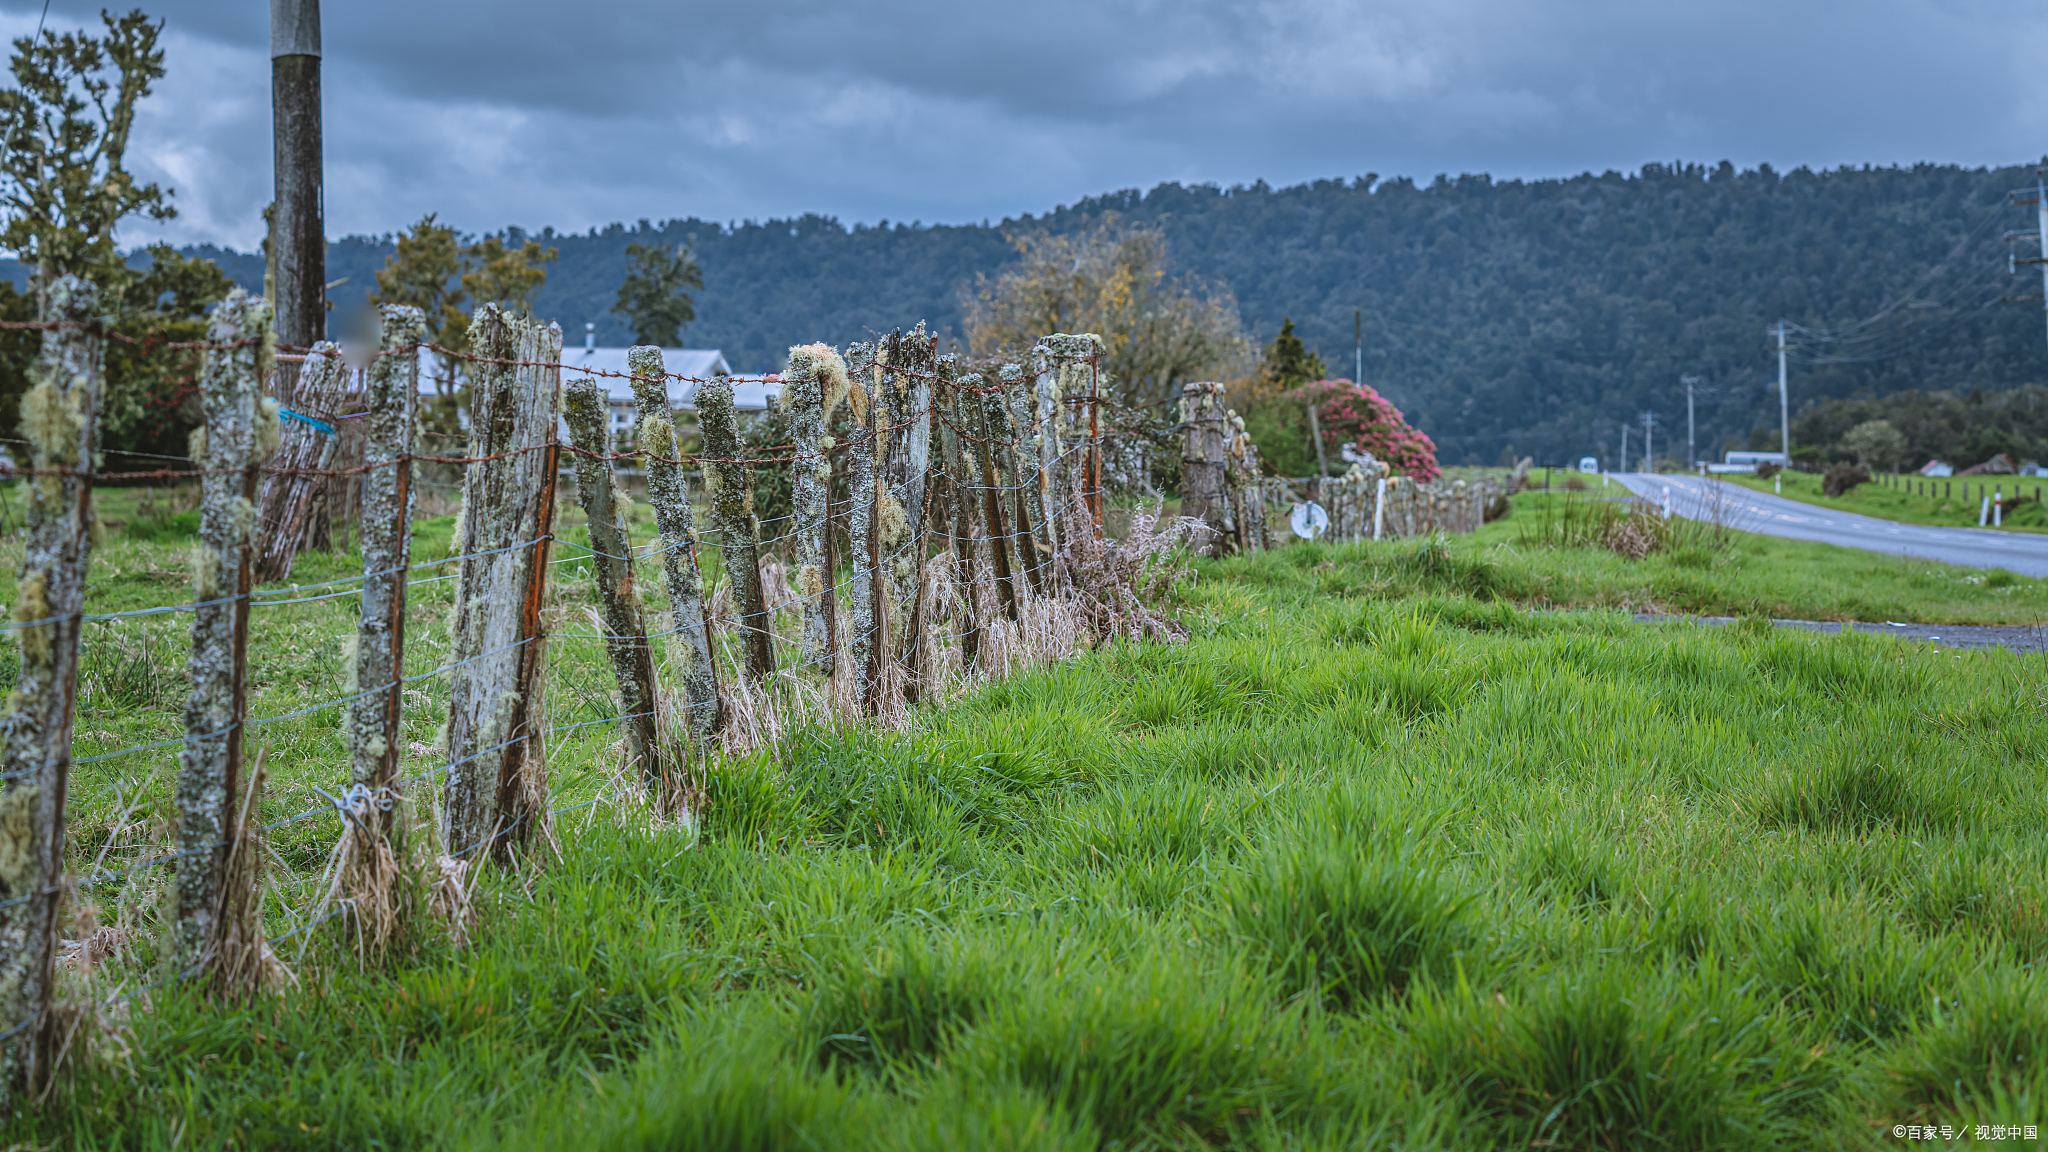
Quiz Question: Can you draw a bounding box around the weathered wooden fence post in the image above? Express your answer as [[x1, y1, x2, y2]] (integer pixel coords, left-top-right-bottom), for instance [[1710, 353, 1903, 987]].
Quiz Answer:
[[877, 326, 934, 699], [996, 364, 1049, 595], [629, 347, 720, 753], [564, 376, 664, 786], [0, 276, 102, 1098], [1226, 414, 1269, 553], [174, 289, 274, 975], [444, 306, 559, 864], [1036, 334, 1103, 536], [940, 365, 984, 667], [784, 343, 846, 676], [971, 370, 1021, 618], [348, 307, 421, 809], [253, 342, 347, 582], [842, 341, 883, 712], [695, 374, 775, 682], [1027, 342, 1065, 583], [1180, 381, 1233, 555], [333, 305, 421, 956]]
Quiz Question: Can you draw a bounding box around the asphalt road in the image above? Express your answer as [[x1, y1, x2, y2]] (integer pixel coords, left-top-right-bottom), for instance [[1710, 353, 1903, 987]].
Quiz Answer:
[[1605, 472, 2048, 578]]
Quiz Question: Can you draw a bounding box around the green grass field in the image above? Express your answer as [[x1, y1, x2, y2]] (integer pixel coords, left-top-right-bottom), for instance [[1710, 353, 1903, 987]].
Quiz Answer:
[[1723, 469, 2048, 534], [12, 491, 2048, 1149]]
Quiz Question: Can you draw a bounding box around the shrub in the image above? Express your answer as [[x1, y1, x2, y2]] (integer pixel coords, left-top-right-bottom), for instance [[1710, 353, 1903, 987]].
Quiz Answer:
[[1822, 463, 1871, 497], [1299, 379, 1439, 481]]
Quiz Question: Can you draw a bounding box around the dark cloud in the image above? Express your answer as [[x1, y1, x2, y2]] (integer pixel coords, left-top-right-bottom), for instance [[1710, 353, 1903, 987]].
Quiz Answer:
[[5, 0, 2044, 251]]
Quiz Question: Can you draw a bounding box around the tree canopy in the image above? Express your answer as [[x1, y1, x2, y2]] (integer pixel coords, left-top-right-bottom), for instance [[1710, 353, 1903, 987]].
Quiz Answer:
[[370, 216, 557, 392], [1260, 319, 1326, 390], [81, 161, 2048, 464], [0, 9, 170, 305], [962, 220, 1247, 404], [613, 240, 702, 347]]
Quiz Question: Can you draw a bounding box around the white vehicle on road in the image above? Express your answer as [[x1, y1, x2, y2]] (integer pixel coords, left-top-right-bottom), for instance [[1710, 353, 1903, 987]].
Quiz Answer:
[[1578, 456, 1600, 474]]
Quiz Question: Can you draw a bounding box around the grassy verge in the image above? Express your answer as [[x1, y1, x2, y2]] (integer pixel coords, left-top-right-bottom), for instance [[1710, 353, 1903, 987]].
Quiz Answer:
[[1722, 469, 2048, 533], [13, 508, 2047, 1149], [1465, 491, 2047, 623]]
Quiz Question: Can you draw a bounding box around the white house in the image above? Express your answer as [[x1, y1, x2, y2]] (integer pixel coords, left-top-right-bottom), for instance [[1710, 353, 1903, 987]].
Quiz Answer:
[[553, 344, 776, 444], [408, 335, 778, 444]]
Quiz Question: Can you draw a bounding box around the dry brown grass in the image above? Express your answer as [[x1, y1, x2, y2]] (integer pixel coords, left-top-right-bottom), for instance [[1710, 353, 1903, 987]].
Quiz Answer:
[[211, 754, 293, 997]]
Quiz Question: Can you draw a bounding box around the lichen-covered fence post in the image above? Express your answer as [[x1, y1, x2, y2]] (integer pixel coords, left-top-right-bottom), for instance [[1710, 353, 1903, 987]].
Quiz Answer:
[[695, 374, 775, 682], [783, 343, 847, 676], [877, 326, 934, 700], [173, 289, 276, 976], [629, 347, 720, 755], [1027, 342, 1065, 588], [1180, 381, 1233, 556], [842, 342, 884, 712], [564, 376, 664, 788], [347, 307, 422, 811], [444, 306, 560, 864], [1036, 334, 1102, 533], [252, 343, 347, 582], [1226, 414, 1269, 553], [997, 364, 1048, 595], [0, 277, 102, 1099], [970, 370, 1021, 619], [939, 363, 984, 668], [331, 305, 422, 955]]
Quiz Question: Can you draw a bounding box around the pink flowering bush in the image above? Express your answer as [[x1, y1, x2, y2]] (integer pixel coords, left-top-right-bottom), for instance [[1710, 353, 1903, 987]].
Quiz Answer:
[[1302, 379, 1439, 482]]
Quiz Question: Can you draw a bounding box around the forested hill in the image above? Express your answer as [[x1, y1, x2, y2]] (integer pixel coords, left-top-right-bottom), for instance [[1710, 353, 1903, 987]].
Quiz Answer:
[[21, 160, 2048, 466]]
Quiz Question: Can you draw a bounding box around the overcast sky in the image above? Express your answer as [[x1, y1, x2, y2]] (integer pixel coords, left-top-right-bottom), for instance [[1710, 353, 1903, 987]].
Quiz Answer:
[[6, 0, 2047, 252]]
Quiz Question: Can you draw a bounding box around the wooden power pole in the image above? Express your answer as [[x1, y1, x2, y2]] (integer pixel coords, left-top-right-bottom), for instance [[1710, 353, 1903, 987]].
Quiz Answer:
[[271, 0, 323, 357]]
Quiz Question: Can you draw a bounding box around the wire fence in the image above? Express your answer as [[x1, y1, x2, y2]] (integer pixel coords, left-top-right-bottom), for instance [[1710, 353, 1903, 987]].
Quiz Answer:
[[0, 294, 1500, 1061]]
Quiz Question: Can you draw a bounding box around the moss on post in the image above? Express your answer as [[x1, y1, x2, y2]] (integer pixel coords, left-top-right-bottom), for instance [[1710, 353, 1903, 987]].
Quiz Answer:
[[842, 341, 882, 712], [695, 373, 775, 682], [994, 363, 1046, 596], [332, 305, 424, 954], [628, 347, 720, 755], [444, 307, 560, 865], [1225, 410, 1268, 553], [1035, 334, 1102, 539], [349, 307, 422, 801], [564, 376, 665, 789], [0, 276, 102, 1100], [174, 289, 273, 975], [939, 362, 982, 668], [1179, 381, 1233, 556], [963, 370, 1019, 623], [782, 343, 846, 676], [876, 326, 934, 700]]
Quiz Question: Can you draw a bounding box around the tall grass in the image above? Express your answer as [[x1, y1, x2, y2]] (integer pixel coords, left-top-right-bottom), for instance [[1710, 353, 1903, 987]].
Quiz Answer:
[[13, 510, 2048, 1148]]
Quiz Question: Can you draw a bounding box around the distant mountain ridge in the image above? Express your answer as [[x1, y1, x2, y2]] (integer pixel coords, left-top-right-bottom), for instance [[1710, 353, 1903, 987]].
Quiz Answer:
[[9, 160, 2045, 465]]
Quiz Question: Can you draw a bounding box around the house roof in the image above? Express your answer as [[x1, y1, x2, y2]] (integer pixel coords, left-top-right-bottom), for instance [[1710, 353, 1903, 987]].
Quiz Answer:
[[414, 346, 778, 411]]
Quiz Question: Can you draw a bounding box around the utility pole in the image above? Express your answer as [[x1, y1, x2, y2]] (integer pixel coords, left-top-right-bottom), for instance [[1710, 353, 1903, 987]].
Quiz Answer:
[[2005, 170, 2048, 354], [271, 0, 324, 360], [1354, 308, 1363, 385], [1680, 376, 1704, 465], [1641, 412, 1658, 473], [1619, 423, 1629, 473], [1776, 320, 1791, 461]]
